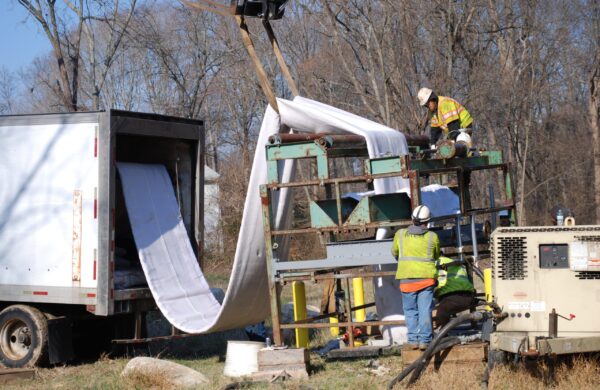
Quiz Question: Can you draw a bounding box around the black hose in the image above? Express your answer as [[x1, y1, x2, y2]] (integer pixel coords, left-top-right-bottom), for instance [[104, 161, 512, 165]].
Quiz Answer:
[[471, 263, 485, 280], [408, 336, 463, 382], [407, 337, 464, 384], [387, 337, 462, 389], [388, 311, 488, 389]]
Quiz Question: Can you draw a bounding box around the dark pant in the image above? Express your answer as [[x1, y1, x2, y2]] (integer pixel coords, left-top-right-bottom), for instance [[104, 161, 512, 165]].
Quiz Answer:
[[435, 292, 473, 328]]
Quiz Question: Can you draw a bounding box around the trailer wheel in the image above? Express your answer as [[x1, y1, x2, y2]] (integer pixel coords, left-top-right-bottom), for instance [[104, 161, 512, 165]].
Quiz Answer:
[[0, 305, 48, 368]]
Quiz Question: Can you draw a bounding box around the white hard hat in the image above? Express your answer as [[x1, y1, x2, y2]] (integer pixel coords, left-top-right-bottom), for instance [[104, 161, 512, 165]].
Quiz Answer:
[[412, 205, 431, 224], [417, 87, 433, 106], [456, 132, 473, 148]]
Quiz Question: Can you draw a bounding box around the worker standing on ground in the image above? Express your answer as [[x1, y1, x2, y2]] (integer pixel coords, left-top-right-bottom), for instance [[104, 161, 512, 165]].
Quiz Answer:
[[434, 256, 475, 328], [392, 205, 440, 350], [417, 88, 473, 146]]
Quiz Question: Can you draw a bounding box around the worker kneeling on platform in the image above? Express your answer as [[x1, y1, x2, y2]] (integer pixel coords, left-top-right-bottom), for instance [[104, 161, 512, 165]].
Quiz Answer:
[[392, 205, 440, 350], [434, 257, 475, 328]]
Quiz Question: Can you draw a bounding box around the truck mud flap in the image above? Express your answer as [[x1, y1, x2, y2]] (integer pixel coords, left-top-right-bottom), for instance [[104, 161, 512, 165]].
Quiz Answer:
[[48, 317, 74, 365]]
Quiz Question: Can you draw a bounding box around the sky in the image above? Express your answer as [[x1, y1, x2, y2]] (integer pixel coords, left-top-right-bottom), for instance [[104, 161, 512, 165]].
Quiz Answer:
[[0, 2, 52, 73]]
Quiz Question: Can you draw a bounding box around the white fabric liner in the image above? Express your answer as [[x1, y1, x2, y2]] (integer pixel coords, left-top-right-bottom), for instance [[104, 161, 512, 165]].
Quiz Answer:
[[118, 96, 411, 340]]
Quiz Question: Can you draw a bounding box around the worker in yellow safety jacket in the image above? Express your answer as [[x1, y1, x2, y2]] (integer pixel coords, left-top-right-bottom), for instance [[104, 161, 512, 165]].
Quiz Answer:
[[434, 256, 475, 328], [392, 205, 440, 350], [417, 87, 473, 146]]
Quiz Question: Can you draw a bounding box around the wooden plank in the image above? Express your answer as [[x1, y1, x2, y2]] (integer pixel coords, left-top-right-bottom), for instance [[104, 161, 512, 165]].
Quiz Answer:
[[326, 344, 402, 360], [236, 16, 279, 113], [258, 363, 308, 372], [263, 20, 299, 97], [327, 345, 384, 359], [402, 342, 488, 368], [251, 368, 309, 381], [182, 1, 233, 17], [258, 348, 309, 366], [0, 368, 35, 384]]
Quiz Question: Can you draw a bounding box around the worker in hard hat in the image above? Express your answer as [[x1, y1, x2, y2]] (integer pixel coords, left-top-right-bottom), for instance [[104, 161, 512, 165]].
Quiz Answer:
[[392, 205, 440, 350], [434, 256, 475, 328], [417, 87, 473, 146]]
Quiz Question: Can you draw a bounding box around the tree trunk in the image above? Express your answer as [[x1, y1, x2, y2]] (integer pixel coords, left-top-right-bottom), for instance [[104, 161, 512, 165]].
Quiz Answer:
[[591, 66, 600, 223]]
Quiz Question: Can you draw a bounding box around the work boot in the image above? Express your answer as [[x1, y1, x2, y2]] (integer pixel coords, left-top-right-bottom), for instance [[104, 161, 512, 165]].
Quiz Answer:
[[403, 343, 419, 350], [418, 343, 429, 351]]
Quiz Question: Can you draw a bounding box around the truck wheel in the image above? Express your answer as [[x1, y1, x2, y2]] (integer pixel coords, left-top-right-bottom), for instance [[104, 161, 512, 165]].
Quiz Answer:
[[0, 305, 49, 368]]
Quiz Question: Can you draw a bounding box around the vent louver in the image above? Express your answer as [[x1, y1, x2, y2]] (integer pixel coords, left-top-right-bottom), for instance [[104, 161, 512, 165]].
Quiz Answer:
[[574, 235, 600, 242], [575, 272, 600, 280], [496, 236, 528, 280]]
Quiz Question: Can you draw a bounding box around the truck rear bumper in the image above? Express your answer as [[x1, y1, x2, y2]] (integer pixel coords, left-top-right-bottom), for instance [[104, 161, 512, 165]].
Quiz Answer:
[[491, 332, 600, 355]]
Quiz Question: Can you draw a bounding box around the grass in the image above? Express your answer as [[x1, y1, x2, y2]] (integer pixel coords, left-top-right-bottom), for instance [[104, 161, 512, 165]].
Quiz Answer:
[[4, 267, 597, 389], [4, 353, 600, 389]]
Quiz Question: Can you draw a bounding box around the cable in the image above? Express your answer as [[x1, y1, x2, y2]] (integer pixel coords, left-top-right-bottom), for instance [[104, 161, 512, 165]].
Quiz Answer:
[[388, 311, 489, 389], [387, 337, 462, 389]]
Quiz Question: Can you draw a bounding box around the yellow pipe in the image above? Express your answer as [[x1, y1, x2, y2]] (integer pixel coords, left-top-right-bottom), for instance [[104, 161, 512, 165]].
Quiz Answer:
[[352, 278, 366, 322], [484, 268, 493, 311], [352, 278, 366, 347], [292, 281, 309, 348], [329, 316, 340, 337]]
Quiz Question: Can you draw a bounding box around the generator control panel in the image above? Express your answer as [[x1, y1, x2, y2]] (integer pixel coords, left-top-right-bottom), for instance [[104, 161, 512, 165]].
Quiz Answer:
[[539, 244, 569, 269]]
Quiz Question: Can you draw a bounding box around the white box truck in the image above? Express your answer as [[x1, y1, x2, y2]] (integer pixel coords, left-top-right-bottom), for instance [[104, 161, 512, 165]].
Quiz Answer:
[[0, 110, 204, 367]]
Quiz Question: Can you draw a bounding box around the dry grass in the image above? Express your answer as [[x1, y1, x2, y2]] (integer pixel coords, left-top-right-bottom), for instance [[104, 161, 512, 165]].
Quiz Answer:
[[3, 352, 600, 389], [121, 370, 175, 390], [487, 357, 600, 390]]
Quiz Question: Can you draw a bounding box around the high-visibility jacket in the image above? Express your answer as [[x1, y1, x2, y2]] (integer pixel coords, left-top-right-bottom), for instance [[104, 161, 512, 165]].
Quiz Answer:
[[430, 96, 473, 133], [435, 256, 475, 298], [392, 228, 440, 280]]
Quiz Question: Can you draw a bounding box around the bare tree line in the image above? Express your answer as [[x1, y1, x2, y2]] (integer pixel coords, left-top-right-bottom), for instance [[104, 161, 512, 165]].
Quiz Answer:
[[2, 0, 599, 261]]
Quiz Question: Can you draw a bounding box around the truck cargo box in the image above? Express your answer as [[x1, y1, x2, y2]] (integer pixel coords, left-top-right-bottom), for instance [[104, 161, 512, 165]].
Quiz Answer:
[[0, 110, 204, 316]]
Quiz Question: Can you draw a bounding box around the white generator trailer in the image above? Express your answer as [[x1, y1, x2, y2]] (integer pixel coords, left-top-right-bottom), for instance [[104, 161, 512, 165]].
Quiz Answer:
[[0, 110, 205, 367], [490, 226, 600, 358]]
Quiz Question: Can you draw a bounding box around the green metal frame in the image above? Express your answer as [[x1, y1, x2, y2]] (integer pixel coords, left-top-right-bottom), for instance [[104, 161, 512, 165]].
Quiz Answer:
[[266, 140, 369, 183], [260, 138, 516, 346]]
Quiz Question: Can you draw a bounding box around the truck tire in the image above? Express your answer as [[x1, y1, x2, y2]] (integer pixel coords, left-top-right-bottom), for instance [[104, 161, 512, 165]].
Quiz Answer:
[[0, 305, 49, 368]]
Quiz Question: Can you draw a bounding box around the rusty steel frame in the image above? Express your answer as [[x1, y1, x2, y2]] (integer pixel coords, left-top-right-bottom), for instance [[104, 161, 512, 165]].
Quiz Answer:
[[261, 139, 516, 347], [269, 133, 430, 147]]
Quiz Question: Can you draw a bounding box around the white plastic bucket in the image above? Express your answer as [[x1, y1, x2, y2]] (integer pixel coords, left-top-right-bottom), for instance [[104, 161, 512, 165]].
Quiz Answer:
[[223, 340, 265, 377]]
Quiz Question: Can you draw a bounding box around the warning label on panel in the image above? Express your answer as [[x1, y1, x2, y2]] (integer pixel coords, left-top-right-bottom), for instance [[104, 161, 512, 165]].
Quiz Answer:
[[570, 241, 600, 271]]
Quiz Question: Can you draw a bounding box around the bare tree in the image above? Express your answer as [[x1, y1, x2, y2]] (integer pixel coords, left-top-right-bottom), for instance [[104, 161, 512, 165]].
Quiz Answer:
[[64, 0, 137, 110], [0, 67, 17, 114], [588, 1, 600, 222], [18, 0, 84, 111], [124, 4, 224, 118], [9, 0, 600, 251]]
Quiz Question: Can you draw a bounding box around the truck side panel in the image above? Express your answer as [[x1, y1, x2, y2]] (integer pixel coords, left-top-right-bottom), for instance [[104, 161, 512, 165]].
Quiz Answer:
[[0, 122, 99, 300]]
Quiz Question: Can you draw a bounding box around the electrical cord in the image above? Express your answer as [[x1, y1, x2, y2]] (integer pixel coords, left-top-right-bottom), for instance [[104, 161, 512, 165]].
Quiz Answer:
[[388, 311, 490, 389]]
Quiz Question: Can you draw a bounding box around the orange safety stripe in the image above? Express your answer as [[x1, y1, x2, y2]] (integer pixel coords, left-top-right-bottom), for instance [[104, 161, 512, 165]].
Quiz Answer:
[[399, 278, 436, 293]]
